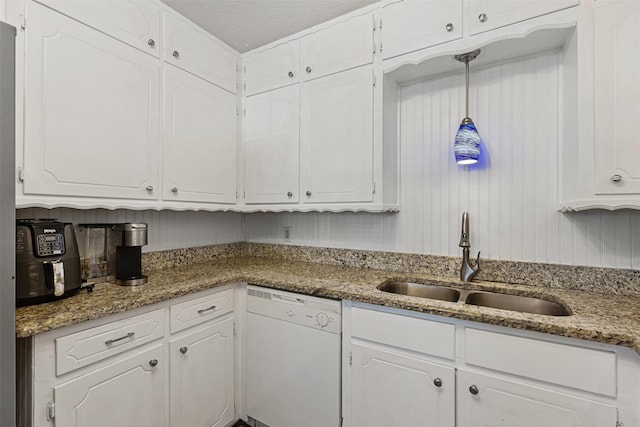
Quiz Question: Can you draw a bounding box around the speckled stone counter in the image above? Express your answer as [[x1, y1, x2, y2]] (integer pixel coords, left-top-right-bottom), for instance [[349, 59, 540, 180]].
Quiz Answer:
[[16, 254, 640, 355]]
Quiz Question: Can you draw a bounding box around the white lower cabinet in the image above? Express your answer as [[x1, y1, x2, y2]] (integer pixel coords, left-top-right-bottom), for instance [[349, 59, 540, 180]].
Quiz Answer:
[[351, 342, 455, 427], [170, 318, 235, 427], [344, 303, 639, 427], [17, 286, 237, 427], [54, 345, 165, 427], [456, 370, 617, 427]]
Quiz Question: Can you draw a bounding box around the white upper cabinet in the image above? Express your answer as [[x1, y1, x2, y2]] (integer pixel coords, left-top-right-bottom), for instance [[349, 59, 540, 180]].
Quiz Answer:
[[594, 0, 640, 195], [243, 85, 300, 204], [243, 41, 299, 96], [466, 0, 579, 35], [381, 0, 463, 60], [300, 66, 374, 204], [24, 2, 160, 200], [163, 65, 237, 204], [33, 0, 161, 57], [300, 13, 374, 81], [163, 12, 238, 93]]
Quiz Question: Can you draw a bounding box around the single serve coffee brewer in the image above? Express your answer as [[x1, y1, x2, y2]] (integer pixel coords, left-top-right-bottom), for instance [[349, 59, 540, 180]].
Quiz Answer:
[[76, 222, 148, 286]]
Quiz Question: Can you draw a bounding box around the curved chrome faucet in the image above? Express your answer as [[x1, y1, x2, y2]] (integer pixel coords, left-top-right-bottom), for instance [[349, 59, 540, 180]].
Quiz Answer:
[[459, 212, 480, 282]]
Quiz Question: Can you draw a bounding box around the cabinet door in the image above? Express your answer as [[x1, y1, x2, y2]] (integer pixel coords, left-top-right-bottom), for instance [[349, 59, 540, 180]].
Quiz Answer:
[[300, 66, 374, 204], [54, 345, 165, 427], [467, 0, 579, 35], [243, 85, 300, 204], [164, 13, 237, 93], [594, 0, 640, 194], [163, 66, 236, 204], [456, 370, 617, 427], [24, 2, 160, 200], [300, 13, 374, 81], [243, 41, 299, 96], [34, 0, 160, 57], [170, 318, 234, 427], [381, 0, 462, 60], [351, 342, 455, 427]]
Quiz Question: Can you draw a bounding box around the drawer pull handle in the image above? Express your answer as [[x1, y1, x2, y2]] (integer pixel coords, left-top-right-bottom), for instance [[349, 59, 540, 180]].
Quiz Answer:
[[197, 305, 217, 314], [105, 332, 135, 345]]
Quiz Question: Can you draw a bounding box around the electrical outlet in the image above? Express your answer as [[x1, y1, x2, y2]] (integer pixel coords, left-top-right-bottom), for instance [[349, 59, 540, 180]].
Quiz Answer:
[[283, 226, 291, 242]]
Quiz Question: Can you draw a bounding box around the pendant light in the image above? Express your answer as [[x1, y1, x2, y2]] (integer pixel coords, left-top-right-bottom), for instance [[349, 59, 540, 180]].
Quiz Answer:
[[454, 49, 481, 165]]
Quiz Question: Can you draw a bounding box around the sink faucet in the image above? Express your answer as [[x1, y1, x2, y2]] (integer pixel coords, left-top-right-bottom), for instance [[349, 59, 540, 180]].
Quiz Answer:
[[459, 212, 480, 282]]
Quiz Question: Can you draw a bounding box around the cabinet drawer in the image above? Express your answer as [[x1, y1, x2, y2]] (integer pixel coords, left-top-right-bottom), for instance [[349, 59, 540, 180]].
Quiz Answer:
[[163, 13, 237, 93], [56, 309, 164, 375], [35, 0, 161, 57], [351, 307, 455, 360], [170, 289, 234, 334], [464, 328, 616, 397]]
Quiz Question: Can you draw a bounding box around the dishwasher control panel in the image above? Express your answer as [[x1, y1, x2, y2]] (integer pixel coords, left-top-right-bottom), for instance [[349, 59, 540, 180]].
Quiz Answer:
[[247, 285, 341, 334]]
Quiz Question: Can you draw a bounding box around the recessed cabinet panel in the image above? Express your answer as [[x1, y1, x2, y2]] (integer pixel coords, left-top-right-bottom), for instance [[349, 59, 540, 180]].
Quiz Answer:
[[351, 342, 455, 427], [381, 0, 463, 60], [24, 2, 159, 200], [164, 13, 237, 93], [163, 66, 237, 204], [244, 86, 300, 204], [34, 0, 161, 57], [170, 319, 235, 427], [243, 41, 299, 96], [54, 345, 165, 427], [467, 0, 579, 35], [594, 0, 640, 194], [300, 13, 374, 81], [456, 370, 617, 427], [300, 66, 374, 203]]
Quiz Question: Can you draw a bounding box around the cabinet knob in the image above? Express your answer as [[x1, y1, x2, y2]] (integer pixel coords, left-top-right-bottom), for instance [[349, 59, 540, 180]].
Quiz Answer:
[[287, 191, 293, 197], [478, 13, 488, 23], [306, 191, 312, 197], [146, 185, 154, 192], [288, 71, 294, 78], [149, 359, 158, 367], [173, 50, 180, 59], [147, 38, 155, 47], [306, 66, 312, 73], [433, 378, 442, 387], [179, 346, 188, 355], [445, 23, 454, 32], [171, 187, 178, 193], [611, 174, 623, 183], [469, 385, 479, 395]]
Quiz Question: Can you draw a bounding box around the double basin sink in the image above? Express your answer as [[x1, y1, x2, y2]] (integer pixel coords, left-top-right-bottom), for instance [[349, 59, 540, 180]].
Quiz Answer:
[[378, 281, 571, 316]]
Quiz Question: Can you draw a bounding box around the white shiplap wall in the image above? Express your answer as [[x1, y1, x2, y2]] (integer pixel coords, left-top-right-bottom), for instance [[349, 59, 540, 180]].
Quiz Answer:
[[16, 208, 243, 252], [244, 51, 640, 270]]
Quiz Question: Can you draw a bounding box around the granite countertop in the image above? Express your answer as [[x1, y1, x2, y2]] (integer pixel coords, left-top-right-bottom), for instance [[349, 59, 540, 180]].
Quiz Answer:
[[15, 256, 640, 354]]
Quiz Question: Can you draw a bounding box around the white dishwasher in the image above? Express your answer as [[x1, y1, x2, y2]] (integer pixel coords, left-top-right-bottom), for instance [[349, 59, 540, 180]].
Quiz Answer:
[[246, 285, 342, 427]]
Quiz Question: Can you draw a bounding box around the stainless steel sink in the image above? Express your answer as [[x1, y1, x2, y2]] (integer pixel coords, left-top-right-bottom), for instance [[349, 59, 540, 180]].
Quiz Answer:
[[464, 291, 571, 316], [377, 281, 571, 316], [377, 282, 460, 302]]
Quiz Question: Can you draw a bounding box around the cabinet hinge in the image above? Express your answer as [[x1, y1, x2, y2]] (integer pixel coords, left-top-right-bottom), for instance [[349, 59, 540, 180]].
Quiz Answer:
[[233, 323, 237, 336], [379, 18, 382, 30], [372, 16, 376, 31], [373, 182, 376, 195], [372, 72, 376, 88], [379, 41, 383, 54], [17, 167, 23, 183], [373, 42, 376, 55], [349, 352, 352, 366], [46, 401, 55, 421], [19, 15, 26, 31]]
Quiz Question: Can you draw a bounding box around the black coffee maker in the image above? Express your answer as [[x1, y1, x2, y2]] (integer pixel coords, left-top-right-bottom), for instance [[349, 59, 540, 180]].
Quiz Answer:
[[15, 219, 81, 306], [112, 223, 148, 286]]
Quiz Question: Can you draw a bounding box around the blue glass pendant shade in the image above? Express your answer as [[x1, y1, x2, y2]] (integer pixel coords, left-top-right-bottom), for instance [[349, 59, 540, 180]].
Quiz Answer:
[[454, 118, 481, 165]]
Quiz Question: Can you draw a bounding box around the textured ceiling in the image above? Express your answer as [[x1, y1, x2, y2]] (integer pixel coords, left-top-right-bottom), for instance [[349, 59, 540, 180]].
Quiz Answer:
[[160, 0, 380, 53]]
